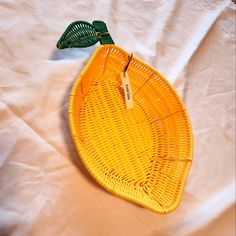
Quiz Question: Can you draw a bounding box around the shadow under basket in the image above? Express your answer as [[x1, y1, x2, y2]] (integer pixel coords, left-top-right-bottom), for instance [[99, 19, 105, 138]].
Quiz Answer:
[[58, 20, 193, 213]]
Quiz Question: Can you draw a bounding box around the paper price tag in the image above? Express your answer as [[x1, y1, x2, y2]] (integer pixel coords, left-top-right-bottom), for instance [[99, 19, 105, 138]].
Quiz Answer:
[[120, 72, 134, 109]]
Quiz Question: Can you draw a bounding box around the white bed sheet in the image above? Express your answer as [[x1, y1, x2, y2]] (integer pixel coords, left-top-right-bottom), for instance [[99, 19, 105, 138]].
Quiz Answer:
[[0, 0, 235, 235]]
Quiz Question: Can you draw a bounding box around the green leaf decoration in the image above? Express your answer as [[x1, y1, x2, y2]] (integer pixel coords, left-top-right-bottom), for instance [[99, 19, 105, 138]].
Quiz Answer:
[[56, 21, 99, 49], [57, 20, 114, 49]]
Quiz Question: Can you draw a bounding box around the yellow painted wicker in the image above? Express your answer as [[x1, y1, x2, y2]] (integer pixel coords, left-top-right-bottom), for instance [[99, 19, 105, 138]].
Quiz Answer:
[[58, 21, 193, 213]]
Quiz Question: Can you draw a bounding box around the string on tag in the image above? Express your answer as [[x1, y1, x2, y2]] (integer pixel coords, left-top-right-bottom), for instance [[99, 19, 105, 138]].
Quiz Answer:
[[123, 53, 133, 74]]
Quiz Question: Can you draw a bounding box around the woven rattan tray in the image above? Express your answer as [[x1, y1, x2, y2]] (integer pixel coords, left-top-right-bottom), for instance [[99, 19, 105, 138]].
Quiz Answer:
[[57, 20, 193, 213]]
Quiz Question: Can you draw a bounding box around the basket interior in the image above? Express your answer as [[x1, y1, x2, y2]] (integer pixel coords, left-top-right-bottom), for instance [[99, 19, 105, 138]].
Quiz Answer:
[[69, 44, 193, 213]]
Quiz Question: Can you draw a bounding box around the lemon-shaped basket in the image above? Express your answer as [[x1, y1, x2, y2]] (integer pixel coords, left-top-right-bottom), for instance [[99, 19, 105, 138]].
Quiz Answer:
[[57, 20, 193, 213]]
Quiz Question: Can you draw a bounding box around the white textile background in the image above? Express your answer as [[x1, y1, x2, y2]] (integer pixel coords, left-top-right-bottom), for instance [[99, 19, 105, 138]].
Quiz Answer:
[[0, 1, 235, 235]]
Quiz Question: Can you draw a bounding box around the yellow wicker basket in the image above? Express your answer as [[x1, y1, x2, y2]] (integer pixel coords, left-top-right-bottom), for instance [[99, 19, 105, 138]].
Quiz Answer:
[[57, 20, 193, 213]]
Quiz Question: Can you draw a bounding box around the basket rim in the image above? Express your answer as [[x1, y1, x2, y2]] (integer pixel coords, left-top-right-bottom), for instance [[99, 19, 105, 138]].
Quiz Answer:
[[68, 44, 194, 213]]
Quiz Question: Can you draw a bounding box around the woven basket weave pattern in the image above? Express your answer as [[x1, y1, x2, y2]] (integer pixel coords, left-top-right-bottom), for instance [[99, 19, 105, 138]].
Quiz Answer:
[[69, 44, 193, 213]]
